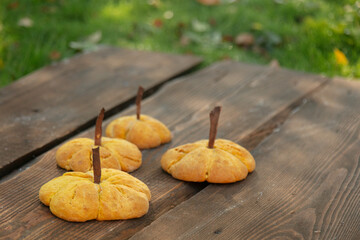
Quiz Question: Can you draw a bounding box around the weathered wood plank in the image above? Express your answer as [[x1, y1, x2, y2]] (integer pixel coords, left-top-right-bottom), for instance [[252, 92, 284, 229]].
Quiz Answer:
[[130, 79, 360, 240], [0, 62, 328, 239], [0, 47, 202, 177]]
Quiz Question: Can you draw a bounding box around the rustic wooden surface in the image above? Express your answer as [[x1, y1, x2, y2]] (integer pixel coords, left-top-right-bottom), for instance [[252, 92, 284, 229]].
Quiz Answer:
[[0, 60, 332, 239], [0, 47, 201, 177], [130, 79, 360, 240]]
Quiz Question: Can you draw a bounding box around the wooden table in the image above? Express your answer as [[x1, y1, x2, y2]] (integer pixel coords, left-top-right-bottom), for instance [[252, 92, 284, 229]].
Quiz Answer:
[[0, 47, 359, 240]]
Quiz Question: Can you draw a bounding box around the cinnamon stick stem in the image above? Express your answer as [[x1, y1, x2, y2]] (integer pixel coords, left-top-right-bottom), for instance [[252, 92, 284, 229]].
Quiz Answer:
[[92, 147, 101, 184], [136, 86, 144, 120], [208, 106, 221, 148], [95, 108, 105, 146], [93, 108, 104, 184]]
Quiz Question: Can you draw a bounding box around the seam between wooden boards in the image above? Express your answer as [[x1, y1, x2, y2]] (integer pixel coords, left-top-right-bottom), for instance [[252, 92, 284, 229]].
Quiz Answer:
[[0, 57, 202, 181]]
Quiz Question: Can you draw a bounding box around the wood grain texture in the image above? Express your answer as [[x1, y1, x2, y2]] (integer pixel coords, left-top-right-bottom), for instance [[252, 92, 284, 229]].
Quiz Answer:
[[0, 47, 202, 177], [131, 79, 360, 240], [0, 62, 328, 239]]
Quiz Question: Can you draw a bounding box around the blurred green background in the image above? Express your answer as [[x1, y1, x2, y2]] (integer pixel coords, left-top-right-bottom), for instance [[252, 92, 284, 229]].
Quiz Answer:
[[1, 0, 359, 87]]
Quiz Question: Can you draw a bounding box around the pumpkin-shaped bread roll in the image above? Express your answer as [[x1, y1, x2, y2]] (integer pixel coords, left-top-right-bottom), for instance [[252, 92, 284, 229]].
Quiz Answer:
[[161, 107, 255, 183], [56, 137, 142, 172], [106, 115, 171, 149], [106, 86, 171, 149], [39, 168, 151, 222]]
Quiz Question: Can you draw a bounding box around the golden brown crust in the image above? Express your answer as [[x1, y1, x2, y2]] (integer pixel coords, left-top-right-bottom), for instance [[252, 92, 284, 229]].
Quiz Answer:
[[39, 168, 151, 222], [161, 139, 255, 183], [105, 115, 172, 149], [56, 137, 142, 172]]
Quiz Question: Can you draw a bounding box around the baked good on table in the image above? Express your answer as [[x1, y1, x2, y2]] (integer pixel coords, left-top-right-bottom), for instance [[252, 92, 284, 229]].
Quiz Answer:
[[161, 106, 255, 183], [106, 86, 171, 149], [40, 156, 151, 222], [56, 109, 142, 172], [40, 110, 151, 222]]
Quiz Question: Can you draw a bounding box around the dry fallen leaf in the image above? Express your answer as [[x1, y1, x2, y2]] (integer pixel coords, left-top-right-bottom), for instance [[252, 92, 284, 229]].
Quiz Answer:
[[334, 48, 348, 66], [222, 35, 233, 43], [208, 18, 217, 26], [49, 51, 61, 61], [18, 17, 33, 28], [192, 19, 210, 32], [235, 33, 254, 47], [69, 31, 102, 52], [153, 19, 163, 28], [163, 11, 174, 19], [148, 0, 161, 7], [87, 31, 102, 44], [197, 0, 220, 5], [7, 1, 19, 10]]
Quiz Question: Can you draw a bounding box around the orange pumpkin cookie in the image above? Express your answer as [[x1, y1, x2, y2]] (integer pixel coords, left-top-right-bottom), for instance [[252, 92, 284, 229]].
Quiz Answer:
[[40, 147, 151, 222], [56, 109, 141, 172], [106, 86, 171, 149], [161, 107, 255, 183]]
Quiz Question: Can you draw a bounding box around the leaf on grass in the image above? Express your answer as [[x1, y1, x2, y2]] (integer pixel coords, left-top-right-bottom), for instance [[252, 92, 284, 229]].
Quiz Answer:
[[185, 31, 222, 46], [197, 0, 220, 6], [192, 19, 210, 32], [222, 35, 233, 43], [235, 33, 254, 47], [208, 18, 217, 26], [184, 32, 203, 44], [49, 51, 61, 61], [252, 22, 263, 30], [0, 59, 4, 69], [69, 31, 102, 52], [148, 0, 161, 8], [41, 6, 57, 14], [18, 17, 33, 28], [153, 19, 163, 28], [163, 11, 174, 19], [7, 1, 19, 10], [87, 31, 102, 44], [334, 48, 348, 66]]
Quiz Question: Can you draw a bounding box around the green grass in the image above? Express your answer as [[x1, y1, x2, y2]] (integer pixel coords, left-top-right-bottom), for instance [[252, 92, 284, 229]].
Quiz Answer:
[[1, 0, 359, 87]]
